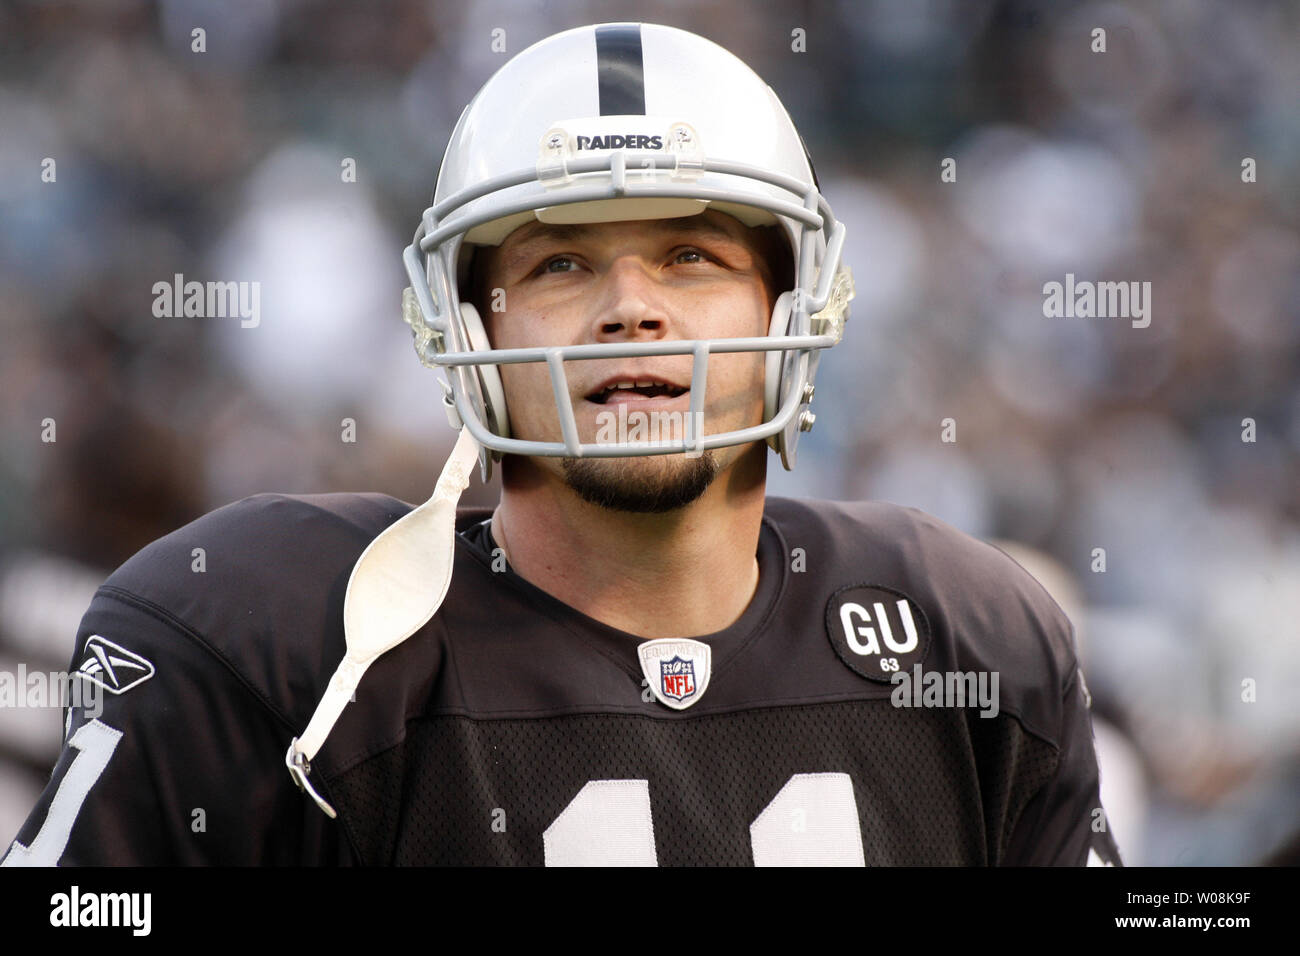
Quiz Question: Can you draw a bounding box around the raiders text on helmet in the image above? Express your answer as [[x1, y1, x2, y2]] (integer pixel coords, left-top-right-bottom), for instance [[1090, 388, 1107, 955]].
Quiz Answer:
[[576, 134, 664, 150]]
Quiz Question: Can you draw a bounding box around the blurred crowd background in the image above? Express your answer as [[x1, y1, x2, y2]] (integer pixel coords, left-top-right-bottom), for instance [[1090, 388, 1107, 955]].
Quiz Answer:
[[1, 0, 1297, 865]]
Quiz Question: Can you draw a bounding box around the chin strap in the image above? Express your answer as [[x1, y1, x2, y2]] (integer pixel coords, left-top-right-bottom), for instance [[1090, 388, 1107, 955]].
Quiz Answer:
[[285, 427, 480, 818]]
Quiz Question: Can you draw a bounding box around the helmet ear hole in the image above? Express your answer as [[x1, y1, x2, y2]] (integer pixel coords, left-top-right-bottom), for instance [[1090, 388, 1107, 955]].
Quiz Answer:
[[460, 302, 511, 444]]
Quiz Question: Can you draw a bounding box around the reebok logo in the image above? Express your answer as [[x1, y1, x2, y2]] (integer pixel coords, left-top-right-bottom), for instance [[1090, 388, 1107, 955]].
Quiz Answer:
[[76, 635, 155, 695]]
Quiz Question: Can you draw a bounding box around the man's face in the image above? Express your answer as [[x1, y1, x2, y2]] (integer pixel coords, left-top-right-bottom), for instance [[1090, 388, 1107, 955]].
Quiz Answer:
[[474, 209, 780, 512]]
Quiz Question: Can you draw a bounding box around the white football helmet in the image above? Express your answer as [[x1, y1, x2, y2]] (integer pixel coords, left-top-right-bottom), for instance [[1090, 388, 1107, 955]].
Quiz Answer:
[[402, 21, 854, 479]]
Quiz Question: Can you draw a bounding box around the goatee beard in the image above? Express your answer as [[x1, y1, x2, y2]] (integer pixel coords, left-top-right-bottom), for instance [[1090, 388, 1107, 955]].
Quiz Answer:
[[561, 453, 721, 514]]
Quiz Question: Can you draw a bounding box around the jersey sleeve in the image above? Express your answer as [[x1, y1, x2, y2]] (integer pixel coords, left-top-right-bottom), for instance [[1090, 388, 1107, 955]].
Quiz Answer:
[[1, 586, 350, 866], [1002, 663, 1124, 866]]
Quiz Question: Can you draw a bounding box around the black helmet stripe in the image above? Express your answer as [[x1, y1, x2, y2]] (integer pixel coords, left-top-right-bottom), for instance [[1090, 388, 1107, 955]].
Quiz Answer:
[[594, 24, 645, 115]]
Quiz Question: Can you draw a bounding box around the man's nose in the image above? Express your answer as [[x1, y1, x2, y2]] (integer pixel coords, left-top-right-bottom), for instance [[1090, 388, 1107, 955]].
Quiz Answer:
[[591, 258, 671, 340]]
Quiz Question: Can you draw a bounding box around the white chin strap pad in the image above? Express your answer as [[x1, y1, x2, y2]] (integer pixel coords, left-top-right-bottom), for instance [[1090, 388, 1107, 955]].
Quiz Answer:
[[287, 428, 479, 816]]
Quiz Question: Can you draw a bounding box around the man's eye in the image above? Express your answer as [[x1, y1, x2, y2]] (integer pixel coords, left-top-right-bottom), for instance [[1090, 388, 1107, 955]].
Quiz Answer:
[[541, 256, 577, 274], [673, 248, 707, 264]]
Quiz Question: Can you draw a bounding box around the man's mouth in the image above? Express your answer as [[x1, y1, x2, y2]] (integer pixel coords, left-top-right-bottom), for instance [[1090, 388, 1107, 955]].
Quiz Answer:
[[586, 378, 690, 405]]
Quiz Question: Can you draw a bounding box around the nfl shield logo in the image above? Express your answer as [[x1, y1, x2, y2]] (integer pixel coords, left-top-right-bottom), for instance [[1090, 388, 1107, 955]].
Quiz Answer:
[[637, 638, 712, 710], [660, 656, 696, 702]]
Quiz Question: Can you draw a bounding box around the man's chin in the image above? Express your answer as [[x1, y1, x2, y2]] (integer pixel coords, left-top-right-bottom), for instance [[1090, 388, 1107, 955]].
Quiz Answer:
[[560, 452, 721, 514]]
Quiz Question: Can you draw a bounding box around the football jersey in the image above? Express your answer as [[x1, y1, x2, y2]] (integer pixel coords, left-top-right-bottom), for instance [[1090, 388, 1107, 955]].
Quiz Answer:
[[1, 493, 1123, 866]]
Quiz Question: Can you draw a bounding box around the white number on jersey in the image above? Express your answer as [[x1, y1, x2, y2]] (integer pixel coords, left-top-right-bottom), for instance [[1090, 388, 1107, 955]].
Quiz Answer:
[[2, 719, 122, 867], [543, 772, 864, 866]]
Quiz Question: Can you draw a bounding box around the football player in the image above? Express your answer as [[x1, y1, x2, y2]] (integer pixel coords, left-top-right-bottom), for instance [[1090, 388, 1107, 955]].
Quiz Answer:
[[2, 22, 1122, 866]]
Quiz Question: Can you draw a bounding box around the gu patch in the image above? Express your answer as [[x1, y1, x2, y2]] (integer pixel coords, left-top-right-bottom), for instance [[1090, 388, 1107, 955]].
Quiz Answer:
[[637, 638, 711, 710], [825, 585, 931, 684]]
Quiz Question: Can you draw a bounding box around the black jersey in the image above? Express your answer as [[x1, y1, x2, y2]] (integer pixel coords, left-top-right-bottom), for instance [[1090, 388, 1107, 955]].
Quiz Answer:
[[1, 492, 1122, 866]]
